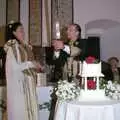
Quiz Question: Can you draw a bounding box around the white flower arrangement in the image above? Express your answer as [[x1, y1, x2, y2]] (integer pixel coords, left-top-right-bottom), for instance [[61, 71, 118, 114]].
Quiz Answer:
[[54, 80, 81, 102], [105, 81, 120, 100]]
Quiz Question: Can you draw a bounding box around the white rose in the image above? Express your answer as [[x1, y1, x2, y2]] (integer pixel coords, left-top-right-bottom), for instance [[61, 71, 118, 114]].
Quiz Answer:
[[116, 85, 120, 90], [112, 94, 118, 100], [111, 86, 116, 91], [115, 90, 118, 93], [109, 92, 113, 97], [108, 81, 112, 85]]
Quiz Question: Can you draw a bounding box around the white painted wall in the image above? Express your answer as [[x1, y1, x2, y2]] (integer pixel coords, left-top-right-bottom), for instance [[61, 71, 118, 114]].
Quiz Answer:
[[101, 26, 120, 61], [74, 0, 120, 37], [74, 0, 120, 62]]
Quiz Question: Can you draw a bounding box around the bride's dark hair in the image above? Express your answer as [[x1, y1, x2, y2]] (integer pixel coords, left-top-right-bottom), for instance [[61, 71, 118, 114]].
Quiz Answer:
[[6, 22, 22, 42]]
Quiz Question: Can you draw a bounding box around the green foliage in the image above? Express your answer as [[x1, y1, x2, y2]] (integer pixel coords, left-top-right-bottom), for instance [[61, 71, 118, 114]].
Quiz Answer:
[[39, 101, 51, 111], [99, 78, 108, 89]]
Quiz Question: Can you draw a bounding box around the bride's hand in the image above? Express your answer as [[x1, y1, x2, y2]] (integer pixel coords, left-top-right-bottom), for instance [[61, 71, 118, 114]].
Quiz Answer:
[[35, 63, 44, 73]]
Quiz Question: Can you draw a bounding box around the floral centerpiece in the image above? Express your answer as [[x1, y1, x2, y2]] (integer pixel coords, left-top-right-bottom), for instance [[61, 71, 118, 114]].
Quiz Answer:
[[99, 78, 120, 100], [54, 80, 81, 102], [105, 81, 120, 100]]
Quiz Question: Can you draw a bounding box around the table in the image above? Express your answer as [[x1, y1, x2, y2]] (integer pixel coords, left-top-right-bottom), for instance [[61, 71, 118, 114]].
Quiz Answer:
[[36, 86, 53, 120], [0, 86, 53, 120], [54, 100, 120, 120]]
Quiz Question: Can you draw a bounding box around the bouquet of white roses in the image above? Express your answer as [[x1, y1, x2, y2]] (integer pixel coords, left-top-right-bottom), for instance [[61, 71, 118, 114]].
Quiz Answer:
[[105, 81, 120, 100], [55, 80, 80, 102]]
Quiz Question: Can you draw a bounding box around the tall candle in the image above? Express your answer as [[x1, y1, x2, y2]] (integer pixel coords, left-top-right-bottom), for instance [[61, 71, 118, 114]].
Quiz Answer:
[[96, 77, 99, 90], [79, 61, 81, 75], [85, 77, 87, 91], [55, 21, 60, 39]]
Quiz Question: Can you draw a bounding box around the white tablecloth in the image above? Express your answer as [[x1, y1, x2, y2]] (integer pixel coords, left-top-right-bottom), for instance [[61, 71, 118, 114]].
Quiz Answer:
[[36, 86, 53, 120], [0, 86, 52, 120], [54, 100, 120, 120]]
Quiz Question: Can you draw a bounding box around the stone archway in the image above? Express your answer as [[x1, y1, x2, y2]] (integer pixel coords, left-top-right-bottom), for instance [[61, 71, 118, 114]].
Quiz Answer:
[[85, 19, 120, 36]]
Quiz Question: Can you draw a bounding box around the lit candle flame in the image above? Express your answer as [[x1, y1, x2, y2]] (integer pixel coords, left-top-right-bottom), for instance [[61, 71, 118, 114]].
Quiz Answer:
[[55, 21, 60, 39]]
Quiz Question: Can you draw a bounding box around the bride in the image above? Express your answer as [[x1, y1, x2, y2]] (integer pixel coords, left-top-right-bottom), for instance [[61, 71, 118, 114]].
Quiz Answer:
[[4, 22, 41, 120]]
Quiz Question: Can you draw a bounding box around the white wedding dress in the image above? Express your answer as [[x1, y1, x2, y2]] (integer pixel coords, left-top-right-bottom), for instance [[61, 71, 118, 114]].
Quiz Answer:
[[4, 40, 39, 120]]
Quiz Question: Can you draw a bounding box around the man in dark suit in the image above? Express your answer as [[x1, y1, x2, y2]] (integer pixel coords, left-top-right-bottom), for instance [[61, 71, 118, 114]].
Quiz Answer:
[[46, 23, 83, 83], [48, 23, 83, 120], [46, 43, 69, 83]]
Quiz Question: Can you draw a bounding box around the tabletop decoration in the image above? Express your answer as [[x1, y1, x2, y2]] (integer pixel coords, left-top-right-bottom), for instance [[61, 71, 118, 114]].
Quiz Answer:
[[54, 80, 80, 102], [105, 81, 120, 100]]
